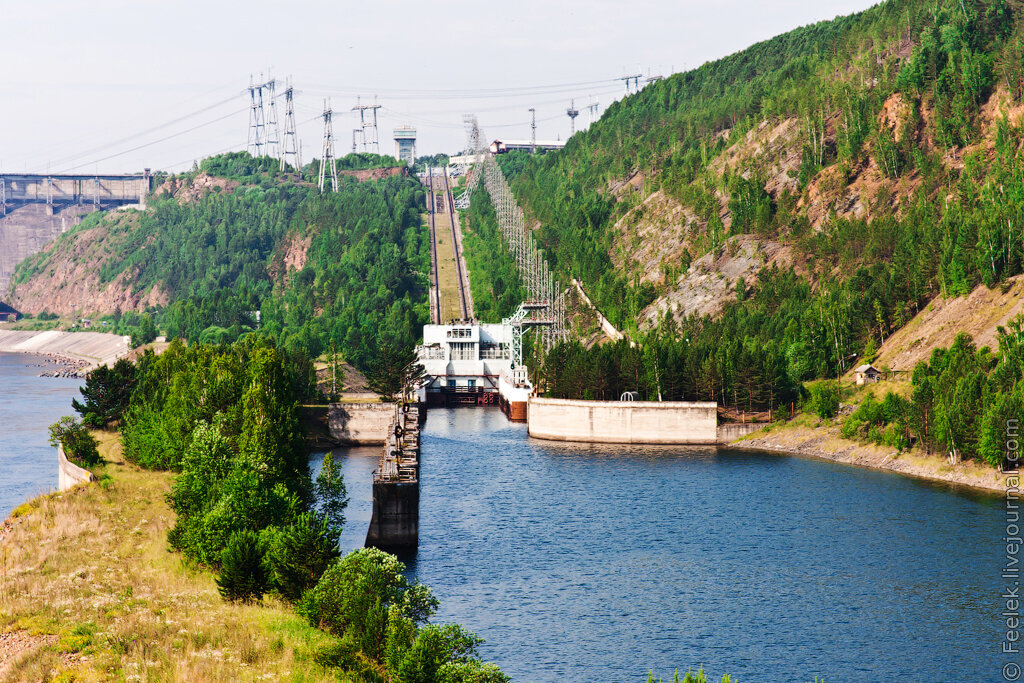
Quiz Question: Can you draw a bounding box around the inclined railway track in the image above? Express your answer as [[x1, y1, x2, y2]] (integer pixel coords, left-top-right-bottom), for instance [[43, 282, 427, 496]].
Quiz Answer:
[[425, 166, 470, 323]]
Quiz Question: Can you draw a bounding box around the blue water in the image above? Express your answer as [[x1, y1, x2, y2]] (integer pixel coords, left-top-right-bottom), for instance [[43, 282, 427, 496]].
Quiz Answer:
[[0, 352, 84, 519], [313, 407, 1008, 682]]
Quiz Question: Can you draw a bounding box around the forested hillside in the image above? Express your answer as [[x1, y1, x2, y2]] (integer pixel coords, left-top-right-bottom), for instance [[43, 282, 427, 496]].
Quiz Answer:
[[8, 152, 429, 373], [496, 0, 1024, 466]]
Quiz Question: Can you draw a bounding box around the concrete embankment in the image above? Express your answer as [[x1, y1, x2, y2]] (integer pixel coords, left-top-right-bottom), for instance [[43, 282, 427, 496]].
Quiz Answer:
[[528, 397, 721, 444], [0, 329, 129, 370], [733, 421, 1006, 493], [57, 444, 95, 491]]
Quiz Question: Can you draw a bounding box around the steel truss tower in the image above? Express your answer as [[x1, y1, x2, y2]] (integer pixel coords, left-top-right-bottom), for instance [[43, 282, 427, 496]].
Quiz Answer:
[[318, 101, 339, 193], [263, 78, 280, 160], [566, 99, 579, 137], [462, 115, 568, 354], [352, 97, 382, 154], [247, 76, 267, 156], [248, 75, 283, 160], [280, 78, 300, 172]]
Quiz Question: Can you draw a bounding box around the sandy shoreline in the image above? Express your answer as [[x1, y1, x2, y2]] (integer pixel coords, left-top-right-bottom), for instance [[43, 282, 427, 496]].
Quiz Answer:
[[731, 422, 1006, 494]]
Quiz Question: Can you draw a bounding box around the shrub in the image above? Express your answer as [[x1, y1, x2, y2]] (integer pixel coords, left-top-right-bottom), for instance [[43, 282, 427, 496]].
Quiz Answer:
[[266, 513, 340, 602], [299, 547, 438, 661], [48, 416, 101, 467], [216, 530, 270, 603], [394, 624, 500, 683], [806, 381, 840, 419]]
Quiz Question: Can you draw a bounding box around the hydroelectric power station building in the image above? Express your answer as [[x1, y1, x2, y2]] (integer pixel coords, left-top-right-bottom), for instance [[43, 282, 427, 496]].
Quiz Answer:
[[416, 321, 532, 421]]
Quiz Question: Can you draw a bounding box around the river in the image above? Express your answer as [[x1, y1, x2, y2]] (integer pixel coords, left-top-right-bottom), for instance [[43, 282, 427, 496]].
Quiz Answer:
[[312, 406, 1005, 682], [0, 352, 84, 520], [0, 353, 1004, 681]]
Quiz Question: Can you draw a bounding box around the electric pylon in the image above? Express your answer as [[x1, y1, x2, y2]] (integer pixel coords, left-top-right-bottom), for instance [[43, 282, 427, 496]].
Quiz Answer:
[[587, 97, 599, 126], [566, 99, 579, 137], [529, 108, 536, 154], [247, 75, 267, 156], [263, 77, 280, 161], [319, 100, 338, 193], [280, 77, 300, 172], [352, 96, 382, 154]]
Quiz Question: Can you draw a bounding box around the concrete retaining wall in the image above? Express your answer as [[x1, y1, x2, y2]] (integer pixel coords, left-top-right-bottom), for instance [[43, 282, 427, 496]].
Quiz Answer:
[[328, 402, 392, 444], [0, 330, 129, 368], [57, 444, 96, 491], [528, 397, 718, 444], [717, 422, 767, 443]]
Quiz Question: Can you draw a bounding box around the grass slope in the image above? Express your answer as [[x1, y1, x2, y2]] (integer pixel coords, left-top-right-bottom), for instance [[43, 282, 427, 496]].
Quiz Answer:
[[0, 432, 343, 682]]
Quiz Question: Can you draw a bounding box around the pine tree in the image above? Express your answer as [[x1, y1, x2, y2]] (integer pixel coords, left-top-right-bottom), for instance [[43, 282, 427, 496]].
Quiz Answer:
[[316, 452, 348, 530], [267, 513, 340, 602], [216, 530, 269, 603]]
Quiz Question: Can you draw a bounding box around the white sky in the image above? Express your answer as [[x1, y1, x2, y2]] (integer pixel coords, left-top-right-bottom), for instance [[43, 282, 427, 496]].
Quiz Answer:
[[0, 0, 878, 174]]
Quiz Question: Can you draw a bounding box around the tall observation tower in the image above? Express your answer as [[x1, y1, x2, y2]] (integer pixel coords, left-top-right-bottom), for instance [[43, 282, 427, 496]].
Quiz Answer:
[[393, 126, 416, 167]]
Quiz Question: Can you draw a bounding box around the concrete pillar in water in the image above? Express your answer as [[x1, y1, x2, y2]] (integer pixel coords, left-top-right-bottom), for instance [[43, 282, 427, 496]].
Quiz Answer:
[[365, 481, 419, 552]]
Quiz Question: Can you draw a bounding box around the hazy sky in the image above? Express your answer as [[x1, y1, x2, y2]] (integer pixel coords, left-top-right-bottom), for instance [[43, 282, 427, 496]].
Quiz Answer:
[[1, 0, 878, 174]]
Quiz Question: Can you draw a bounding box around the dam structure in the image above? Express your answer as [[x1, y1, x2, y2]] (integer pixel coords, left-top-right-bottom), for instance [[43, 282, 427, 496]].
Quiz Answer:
[[415, 301, 551, 422], [0, 171, 152, 292]]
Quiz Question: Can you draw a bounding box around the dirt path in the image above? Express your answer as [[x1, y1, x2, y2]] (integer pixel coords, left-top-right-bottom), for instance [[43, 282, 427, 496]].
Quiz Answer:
[[734, 422, 1007, 493]]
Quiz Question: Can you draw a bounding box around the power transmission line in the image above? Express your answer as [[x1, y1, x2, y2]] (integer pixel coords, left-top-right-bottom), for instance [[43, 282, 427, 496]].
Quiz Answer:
[[57, 106, 248, 173], [305, 78, 619, 100], [28, 91, 245, 173]]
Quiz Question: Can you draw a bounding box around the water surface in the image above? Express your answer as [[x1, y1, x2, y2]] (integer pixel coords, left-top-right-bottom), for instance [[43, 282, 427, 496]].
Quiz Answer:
[[0, 352, 83, 519], [315, 407, 1005, 682]]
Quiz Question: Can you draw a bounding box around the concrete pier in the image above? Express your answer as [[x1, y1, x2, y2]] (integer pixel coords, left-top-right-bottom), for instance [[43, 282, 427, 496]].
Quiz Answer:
[[365, 402, 421, 552]]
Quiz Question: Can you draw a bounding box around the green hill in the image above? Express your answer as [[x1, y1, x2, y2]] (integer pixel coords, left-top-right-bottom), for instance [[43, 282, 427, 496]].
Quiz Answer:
[[485, 0, 1024, 466], [9, 152, 429, 372]]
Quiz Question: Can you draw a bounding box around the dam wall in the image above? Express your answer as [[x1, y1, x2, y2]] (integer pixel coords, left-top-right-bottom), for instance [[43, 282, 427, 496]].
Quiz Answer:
[[528, 397, 719, 444], [0, 330, 129, 368]]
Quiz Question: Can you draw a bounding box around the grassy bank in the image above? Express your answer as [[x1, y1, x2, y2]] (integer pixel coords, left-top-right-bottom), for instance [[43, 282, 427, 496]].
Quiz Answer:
[[0, 432, 342, 682], [733, 412, 1007, 493]]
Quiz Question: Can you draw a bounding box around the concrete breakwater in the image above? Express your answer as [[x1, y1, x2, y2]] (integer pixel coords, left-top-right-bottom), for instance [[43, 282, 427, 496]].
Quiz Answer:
[[527, 397, 768, 444], [0, 330, 129, 373]]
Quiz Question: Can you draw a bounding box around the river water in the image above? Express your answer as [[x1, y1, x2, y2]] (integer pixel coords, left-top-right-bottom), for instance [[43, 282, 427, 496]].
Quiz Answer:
[[312, 407, 1006, 682], [0, 352, 84, 520], [0, 352, 1003, 681]]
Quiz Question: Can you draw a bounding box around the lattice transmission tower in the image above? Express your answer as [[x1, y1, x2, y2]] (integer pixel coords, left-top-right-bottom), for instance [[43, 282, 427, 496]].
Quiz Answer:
[[280, 78, 301, 172], [263, 78, 280, 160], [318, 100, 338, 193], [462, 115, 568, 352], [352, 97, 382, 154], [247, 75, 268, 156], [247, 75, 284, 160]]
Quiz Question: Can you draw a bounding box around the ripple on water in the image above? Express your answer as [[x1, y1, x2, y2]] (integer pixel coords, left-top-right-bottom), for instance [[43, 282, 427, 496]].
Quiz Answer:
[[322, 406, 1003, 682]]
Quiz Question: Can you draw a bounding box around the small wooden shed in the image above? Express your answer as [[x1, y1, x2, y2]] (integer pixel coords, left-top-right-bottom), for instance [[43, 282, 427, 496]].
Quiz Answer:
[[853, 364, 882, 386]]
